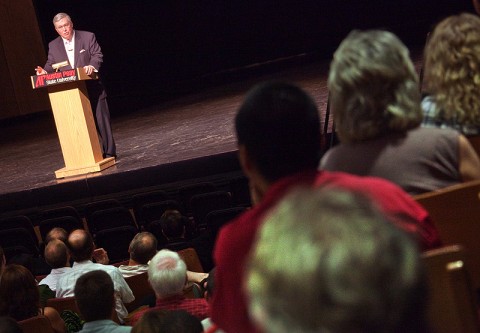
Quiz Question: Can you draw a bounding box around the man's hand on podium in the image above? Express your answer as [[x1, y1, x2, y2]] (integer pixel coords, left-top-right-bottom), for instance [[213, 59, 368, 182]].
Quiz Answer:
[[84, 65, 95, 75], [35, 66, 47, 75]]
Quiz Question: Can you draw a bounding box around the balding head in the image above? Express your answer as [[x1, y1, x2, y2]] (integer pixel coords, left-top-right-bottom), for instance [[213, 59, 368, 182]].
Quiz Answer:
[[45, 239, 69, 269], [129, 232, 157, 265], [67, 229, 94, 262], [45, 227, 68, 244]]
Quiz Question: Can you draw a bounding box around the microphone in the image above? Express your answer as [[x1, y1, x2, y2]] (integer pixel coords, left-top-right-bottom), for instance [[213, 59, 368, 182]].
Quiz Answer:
[[52, 61, 70, 72]]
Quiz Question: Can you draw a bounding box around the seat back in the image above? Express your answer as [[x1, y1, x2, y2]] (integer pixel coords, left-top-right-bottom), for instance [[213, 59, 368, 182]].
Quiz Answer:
[[94, 226, 138, 263], [0, 215, 38, 244], [18, 315, 55, 333], [190, 191, 232, 230], [39, 206, 81, 223], [46, 296, 80, 314], [414, 180, 480, 291], [422, 245, 480, 333], [139, 199, 182, 228], [125, 272, 155, 313], [0, 228, 40, 260], [177, 247, 204, 273], [88, 206, 137, 235], [39, 216, 83, 241], [467, 135, 480, 158], [132, 190, 169, 224], [83, 199, 123, 230], [177, 182, 216, 214], [205, 206, 246, 241]]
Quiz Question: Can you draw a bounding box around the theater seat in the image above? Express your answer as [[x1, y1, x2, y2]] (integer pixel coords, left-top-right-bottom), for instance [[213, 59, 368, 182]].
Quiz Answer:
[[18, 315, 54, 333]]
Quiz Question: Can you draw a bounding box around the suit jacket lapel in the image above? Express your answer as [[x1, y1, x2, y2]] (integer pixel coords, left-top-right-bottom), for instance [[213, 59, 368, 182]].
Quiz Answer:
[[74, 32, 84, 69], [54, 37, 69, 68]]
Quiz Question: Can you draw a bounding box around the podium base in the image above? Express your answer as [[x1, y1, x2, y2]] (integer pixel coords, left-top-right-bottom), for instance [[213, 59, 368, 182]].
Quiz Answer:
[[55, 157, 116, 178]]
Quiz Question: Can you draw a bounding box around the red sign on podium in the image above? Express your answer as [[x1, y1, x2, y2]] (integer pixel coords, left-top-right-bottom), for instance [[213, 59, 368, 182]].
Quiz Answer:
[[31, 68, 97, 89]]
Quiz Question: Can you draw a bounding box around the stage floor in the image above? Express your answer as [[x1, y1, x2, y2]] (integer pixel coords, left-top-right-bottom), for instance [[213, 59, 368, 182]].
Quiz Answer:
[[0, 48, 423, 216], [0, 58, 332, 215]]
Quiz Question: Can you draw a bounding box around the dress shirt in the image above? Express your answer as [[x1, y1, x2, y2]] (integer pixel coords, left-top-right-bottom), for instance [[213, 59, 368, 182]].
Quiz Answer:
[[56, 260, 134, 323], [38, 267, 72, 291], [62, 31, 75, 69], [79, 320, 131, 333], [118, 264, 148, 278]]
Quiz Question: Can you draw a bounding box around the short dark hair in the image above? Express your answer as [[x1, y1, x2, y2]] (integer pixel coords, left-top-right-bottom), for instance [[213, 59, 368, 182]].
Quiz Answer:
[[45, 239, 68, 269], [160, 210, 185, 239], [74, 270, 114, 322], [159, 310, 203, 333], [0, 264, 39, 321], [67, 229, 94, 262], [129, 232, 158, 264], [235, 81, 322, 183], [131, 310, 169, 333]]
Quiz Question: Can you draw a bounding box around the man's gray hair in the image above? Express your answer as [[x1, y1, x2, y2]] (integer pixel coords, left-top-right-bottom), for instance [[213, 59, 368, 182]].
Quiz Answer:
[[53, 12, 72, 25], [148, 249, 187, 298]]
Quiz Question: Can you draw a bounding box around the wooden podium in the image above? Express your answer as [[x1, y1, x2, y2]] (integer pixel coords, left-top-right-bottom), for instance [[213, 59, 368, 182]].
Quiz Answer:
[[31, 68, 115, 178]]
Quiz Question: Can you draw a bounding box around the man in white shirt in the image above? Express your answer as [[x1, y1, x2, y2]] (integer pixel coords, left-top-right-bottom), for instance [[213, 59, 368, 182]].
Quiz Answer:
[[39, 239, 71, 291], [56, 229, 134, 323], [118, 232, 157, 278]]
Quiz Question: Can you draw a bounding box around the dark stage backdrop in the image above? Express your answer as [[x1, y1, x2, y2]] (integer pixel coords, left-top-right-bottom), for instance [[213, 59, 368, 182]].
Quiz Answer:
[[33, 0, 473, 110]]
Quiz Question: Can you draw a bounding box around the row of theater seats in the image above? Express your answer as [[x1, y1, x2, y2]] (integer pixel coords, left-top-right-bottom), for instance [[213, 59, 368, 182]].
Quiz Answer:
[[19, 247, 204, 333], [0, 178, 251, 265], [412, 180, 480, 333]]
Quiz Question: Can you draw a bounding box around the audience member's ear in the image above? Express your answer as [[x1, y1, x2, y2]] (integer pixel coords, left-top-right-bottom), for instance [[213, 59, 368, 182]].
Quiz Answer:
[[238, 145, 253, 176]]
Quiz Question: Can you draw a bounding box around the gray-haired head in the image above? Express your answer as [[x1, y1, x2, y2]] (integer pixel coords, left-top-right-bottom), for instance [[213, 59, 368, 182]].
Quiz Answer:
[[52, 13, 72, 25]]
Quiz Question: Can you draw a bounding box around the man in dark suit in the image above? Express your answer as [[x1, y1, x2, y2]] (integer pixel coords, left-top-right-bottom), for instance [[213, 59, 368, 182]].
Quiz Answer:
[[36, 13, 116, 158]]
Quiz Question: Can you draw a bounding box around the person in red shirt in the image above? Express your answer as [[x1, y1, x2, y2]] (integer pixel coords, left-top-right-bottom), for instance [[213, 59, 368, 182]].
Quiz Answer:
[[129, 249, 209, 326], [211, 81, 441, 332], [247, 187, 428, 333]]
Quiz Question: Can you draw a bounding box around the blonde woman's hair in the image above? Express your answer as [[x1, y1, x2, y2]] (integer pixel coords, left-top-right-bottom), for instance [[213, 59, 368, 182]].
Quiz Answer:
[[328, 30, 422, 143], [424, 13, 480, 126]]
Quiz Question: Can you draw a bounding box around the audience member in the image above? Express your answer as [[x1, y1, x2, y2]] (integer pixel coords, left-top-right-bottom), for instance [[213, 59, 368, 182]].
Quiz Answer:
[[119, 232, 157, 278], [319, 29, 480, 195], [160, 210, 192, 251], [75, 270, 131, 333], [44, 227, 69, 244], [0, 264, 65, 333], [39, 239, 71, 291], [0, 316, 23, 333], [129, 249, 209, 326], [158, 310, 203, 333], [132, 310, 202, 333], [56, 229, 134, 323], [131, 310, 168, 333], [422, 13, 480, 135], [211, 81, 440, 332], [159, 210, 214, 275], [247, 187, 427, 333], [117, 231, 207, 290]]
